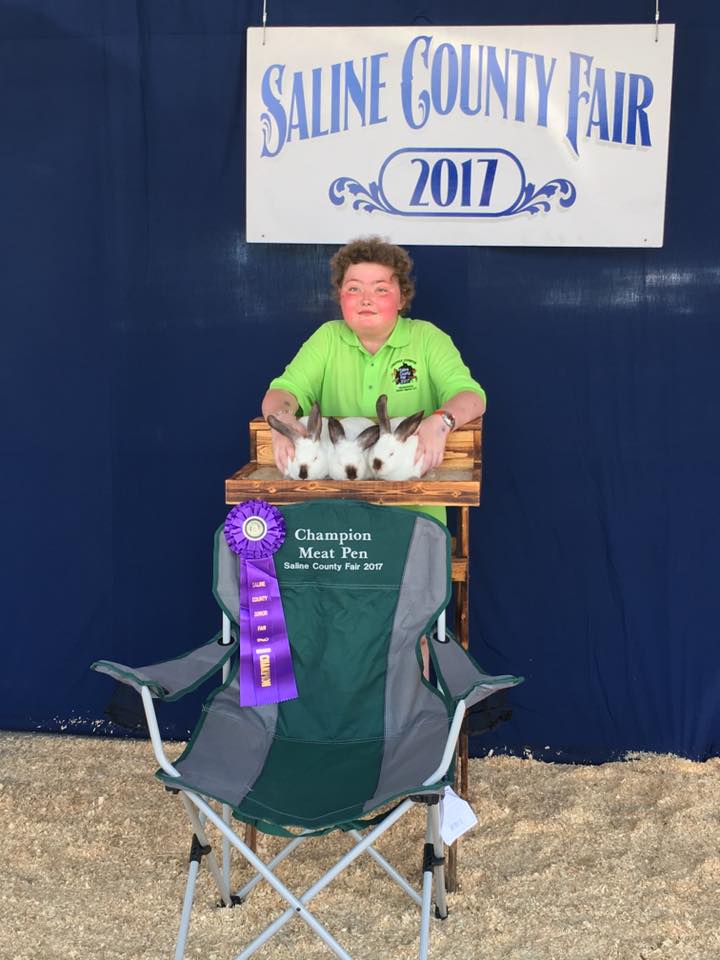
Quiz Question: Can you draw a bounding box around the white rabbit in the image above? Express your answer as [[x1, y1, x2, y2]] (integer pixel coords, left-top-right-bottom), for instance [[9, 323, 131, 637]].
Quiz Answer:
[[266, 403, 329, 480], [326, 416, 379, 480], [368, 394, 426, 481]]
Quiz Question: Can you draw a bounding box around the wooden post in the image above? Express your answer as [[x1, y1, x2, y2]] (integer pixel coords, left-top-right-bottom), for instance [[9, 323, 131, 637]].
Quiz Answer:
[[244, 823, 257, 851]]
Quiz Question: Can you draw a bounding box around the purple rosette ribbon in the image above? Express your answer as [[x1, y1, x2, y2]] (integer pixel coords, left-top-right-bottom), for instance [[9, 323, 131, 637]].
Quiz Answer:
[[224, 500, 298, 707]]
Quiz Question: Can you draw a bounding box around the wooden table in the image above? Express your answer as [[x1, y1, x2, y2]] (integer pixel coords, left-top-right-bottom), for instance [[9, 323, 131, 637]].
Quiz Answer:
[[225, 416, 483, 891]]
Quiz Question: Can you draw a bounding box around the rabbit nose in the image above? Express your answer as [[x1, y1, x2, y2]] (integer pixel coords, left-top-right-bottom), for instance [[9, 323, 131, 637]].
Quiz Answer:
[[345, 465, 357, 480], [299, 465, 308, 479], [372, 458, 382, 471]]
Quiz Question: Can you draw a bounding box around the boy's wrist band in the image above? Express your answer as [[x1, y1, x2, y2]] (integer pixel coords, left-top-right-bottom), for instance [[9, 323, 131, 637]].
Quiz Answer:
[[433, 409, 456, 431]]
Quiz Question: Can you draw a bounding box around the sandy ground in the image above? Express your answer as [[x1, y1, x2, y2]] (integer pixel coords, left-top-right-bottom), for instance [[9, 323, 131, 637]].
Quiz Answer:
[[2, 732, 720, 960]]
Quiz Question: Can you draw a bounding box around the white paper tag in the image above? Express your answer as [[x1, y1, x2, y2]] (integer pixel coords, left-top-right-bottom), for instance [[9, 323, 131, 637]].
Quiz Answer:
[[439, 786, 478, 845]]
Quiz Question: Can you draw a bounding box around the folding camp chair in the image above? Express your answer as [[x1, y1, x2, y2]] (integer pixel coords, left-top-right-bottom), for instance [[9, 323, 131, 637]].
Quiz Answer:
[[93, 500, 521, 960]]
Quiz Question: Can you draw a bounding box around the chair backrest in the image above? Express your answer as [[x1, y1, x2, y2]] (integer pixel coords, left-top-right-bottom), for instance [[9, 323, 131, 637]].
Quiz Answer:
[[208, 500, 454, 826], [215, 498, 451, 724]]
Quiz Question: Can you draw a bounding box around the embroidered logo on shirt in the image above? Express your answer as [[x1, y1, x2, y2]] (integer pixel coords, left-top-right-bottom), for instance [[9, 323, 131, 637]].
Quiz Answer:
[[391, 359, 418, 392]]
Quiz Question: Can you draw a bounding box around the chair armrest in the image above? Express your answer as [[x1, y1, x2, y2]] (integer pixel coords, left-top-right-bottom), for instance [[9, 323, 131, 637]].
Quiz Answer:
[[91, 630, 237, 701], [431, 632, 523, 708]]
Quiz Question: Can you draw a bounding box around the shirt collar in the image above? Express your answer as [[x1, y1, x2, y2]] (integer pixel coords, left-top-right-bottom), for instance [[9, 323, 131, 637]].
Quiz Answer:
[[337, 315, 411, 351]]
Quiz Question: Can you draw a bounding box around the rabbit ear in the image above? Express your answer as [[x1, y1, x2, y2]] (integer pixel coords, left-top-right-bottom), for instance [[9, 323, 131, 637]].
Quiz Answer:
[[267, 414, 300, 442], [394, 410, 424, 442], [356, 424, 380, 450], [306, 402, 323, 442], [327, 417, 346, 445], [376, 394, 392, 433]]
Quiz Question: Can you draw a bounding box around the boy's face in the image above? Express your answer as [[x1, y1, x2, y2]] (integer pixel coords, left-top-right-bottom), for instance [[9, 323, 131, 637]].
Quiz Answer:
[[339, 262, 403, 344]]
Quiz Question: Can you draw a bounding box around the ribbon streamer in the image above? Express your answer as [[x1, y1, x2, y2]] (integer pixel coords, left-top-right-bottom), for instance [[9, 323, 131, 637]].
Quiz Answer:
[[225, 500, 298, 707]]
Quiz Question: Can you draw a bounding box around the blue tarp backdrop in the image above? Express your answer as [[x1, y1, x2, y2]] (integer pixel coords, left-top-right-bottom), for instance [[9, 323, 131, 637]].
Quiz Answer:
[[2, 2, 719, 762]]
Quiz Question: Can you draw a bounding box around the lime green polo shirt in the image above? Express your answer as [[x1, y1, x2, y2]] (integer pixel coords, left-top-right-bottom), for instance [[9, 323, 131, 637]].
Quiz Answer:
[[268, 316, 486, 522]]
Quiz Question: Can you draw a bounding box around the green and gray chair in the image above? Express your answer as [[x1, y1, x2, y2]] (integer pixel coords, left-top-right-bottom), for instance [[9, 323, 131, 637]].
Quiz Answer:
[[93, 500, 521, 960]]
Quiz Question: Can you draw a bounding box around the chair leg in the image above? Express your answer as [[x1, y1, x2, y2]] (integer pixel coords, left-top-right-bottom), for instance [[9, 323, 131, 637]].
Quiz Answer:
[[182, 791, 439, 960], [222, 803, 232, 892], [418, 800, 449, 960], [429, 803, 448, 920], [175, 856, 200, 960], [235, 836, 305, 901], [173, 799, 248, 959], [180, 795, 234, 906], [233, 802, 415, 960], [347, 830, 422, 907], [418, 848, 434, 960], [188, 791, 361, 960]]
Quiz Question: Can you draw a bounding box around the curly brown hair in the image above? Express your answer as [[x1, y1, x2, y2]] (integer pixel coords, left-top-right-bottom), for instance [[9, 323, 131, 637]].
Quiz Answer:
[[330, 236, 415, 313]]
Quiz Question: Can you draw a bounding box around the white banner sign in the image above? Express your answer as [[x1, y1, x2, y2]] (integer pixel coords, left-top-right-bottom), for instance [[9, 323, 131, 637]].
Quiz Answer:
[[247, 24, 675, 247]]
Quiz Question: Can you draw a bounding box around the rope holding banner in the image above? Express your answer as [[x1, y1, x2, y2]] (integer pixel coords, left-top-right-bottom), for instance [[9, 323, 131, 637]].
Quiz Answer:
[[655, 0, 660, 42], [263, 0, 268, 46]]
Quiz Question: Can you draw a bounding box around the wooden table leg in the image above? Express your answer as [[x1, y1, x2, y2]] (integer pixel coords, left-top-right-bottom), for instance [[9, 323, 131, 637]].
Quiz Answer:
[[447, 507, 471, 893], [456, 508, 470, 653], [244, 823, 257, 851], [447, 842, 459, 893]]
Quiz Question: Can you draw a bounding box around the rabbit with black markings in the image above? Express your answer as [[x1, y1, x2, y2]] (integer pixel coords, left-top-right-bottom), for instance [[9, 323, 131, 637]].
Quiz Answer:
[[326, 417, 380, 480], [368, 394, 426, 481], [266, 402, 329, 480]]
